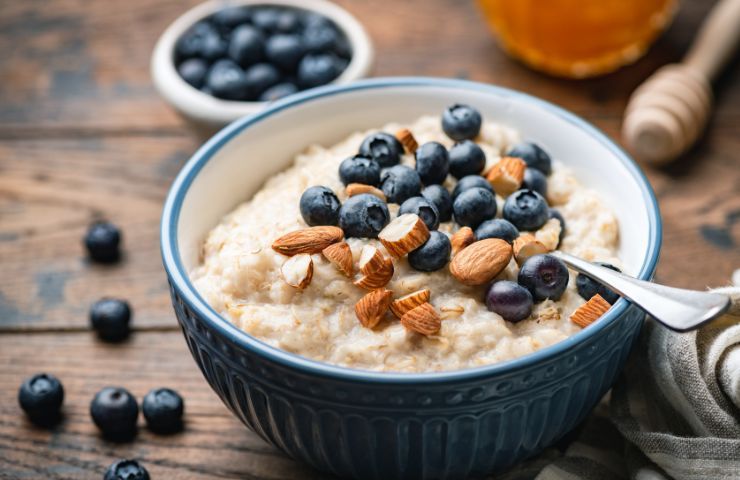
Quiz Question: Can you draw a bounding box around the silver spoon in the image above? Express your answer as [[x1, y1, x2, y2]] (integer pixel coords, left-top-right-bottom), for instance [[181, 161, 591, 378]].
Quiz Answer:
[[551, 251, 731, 332]]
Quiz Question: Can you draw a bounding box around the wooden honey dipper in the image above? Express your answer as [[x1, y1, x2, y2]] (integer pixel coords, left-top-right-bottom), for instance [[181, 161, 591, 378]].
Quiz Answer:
[[622, 0, 740, 165]]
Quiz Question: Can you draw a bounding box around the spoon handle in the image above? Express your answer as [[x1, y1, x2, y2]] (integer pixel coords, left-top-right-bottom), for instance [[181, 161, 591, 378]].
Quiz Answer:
[[551, 251, 730, 332]]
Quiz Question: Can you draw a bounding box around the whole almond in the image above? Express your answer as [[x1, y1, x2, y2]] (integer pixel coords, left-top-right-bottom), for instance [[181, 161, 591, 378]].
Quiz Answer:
[[378, 214, 430, 258], [280, 254, 313, 289], [449, 238, 513, 285], [450, 227, 476, 255], [346, 183, 387, 201], [322, 241, 353, 277], [390, 289, 431, 318], [272, 226, 344, 256], [486, 156, 526, 196], [570, 294, 611, 328], [400, 303, 441, 335], [513, 234, 548, 266], [355, 289, 393, 328]]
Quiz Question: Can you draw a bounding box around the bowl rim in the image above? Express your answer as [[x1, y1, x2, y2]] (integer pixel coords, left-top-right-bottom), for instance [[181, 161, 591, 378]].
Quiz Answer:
[[161, 76, 662, 384], [150, 0, 374, 125]]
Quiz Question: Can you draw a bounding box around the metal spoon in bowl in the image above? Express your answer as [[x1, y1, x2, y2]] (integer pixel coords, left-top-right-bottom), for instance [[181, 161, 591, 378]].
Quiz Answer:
[[550, 251, 731, 332]]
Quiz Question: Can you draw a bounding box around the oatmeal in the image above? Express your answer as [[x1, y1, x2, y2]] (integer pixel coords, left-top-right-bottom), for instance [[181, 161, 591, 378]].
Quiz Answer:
[[191, 112, 620, 373]]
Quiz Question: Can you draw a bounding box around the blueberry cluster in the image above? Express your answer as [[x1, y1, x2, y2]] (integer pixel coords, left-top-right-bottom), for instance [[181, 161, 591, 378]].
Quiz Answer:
[[175, 5, 351, 102]]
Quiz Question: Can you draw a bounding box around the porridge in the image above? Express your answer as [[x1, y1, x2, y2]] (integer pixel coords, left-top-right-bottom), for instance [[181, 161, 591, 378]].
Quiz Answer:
[[191, 105, 621, 373]]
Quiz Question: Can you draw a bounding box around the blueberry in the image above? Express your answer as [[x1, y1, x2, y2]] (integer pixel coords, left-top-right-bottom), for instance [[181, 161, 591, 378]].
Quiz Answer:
[[338, 194, 390, 238], [548, 208, 566, 245], [251, 7, 281, 32], [522, 168, 548, 197], [84, 221, 121, 263], [275, 10, 300, 33], [302, 12, 332, 29], [142, 388, 184, 434], [442, 104, 482, 141], [206, 59, 248, 100], [359, 132, 404, 168], [518, 254, 569, 301], [175, 22, 217, 60], [297, 52, 341, 88], [475, 218, 519, 244], [448, 140, 485, 178], [177, 58, 208, 89], [302, 23, 340, 53], [228, 25, 264, 67], [212, 6, 252, 31], [90, 387, 139, 440], [380, 165, 422, 204], [503, 189, 549, 231], [452, 187, 497, 228], [338, 155, 381, 186], [576, 262, 621, 305], [451, 175, 494, 201], [414, 142, 449, 185], [485, 280, 533, 322], [259, 82, 298, 102], [200, 31, 228, 61], [265, 34, 304, 71], [299, 186, 341, 226], [421, 184, 452, 222], [104, 459, 150, 480], [408, 231, 451, 272], [399, 196, 440, 230], [244, 63, 281, 99], [18, 373, 64, 426], [507, 142, 552, 176]]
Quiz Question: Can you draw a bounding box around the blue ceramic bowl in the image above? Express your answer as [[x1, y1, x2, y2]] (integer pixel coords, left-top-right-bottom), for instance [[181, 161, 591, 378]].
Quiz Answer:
[[161, 78, 661, 479]]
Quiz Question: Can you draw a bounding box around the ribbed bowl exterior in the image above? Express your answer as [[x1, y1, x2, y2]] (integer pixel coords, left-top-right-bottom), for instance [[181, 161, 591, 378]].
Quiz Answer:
[[170, 284, 644, 479]]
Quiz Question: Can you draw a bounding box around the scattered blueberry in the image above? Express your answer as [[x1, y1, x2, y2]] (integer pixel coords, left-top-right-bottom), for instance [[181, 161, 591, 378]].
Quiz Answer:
[[84, 221, 121, 263], [414, 142, 449, 185], [339, 194, 390, 238], [142, 388, 184, 434], [359, 132, 404, 168], [338, 155, 381, 186], [507, 142, 552, 176], [212, 6, 252, 31], [475, 218, 519, 244], [453, 187, 497, 228], [90, 387, 139, 441], [380, 165, 422, 204], [399, 196, 440, 230], [90, 298, 131, 342], [451, 175, 494, 201], [175, 22, 217, 60], [227, 25, 264, 67], [576, 263, 622, 305], [251, 7, 281, 32], [104, 459, 150, 480], [548, 208, 566, 246], [177, 58, 208, 88], [265, 34, 304, 71], [448, 140, 486, 179], [421, 184, 453, 223], [259, 82, 298, 102], [408, 231, 451, 272], [503, 189, 549, 231], [485, 280, 533, 322], [18, 373, 64, 426], [206, 59, 248, 100], [518, 254, 569, 301], [522, 168, 548, 197], [442, 104, 482, 141], [297, 52, 341, 88], [299, 186, 341, 226], [243, 63, 280, 99]]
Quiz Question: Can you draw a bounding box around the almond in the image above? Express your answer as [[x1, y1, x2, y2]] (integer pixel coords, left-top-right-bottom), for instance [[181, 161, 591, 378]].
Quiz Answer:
[[355, 245, 394, 289], [449, 238, 512, 285], [346, 183, 387, 201], [280, 254, 313, 289], [535, 218, 562, 251], [390, 289, 431, 318], [400, 303, 441, 335], [322, 241, 353, 277], [450, 227, 476, 255], [486, 156, 526, 196], [355, 288, 393, 328], [570, 294, 611, 328], [513, 234, 548, 266], [378, 214, 430, 258], [395, 128, 418, 154], [272, 226, 344, 256]]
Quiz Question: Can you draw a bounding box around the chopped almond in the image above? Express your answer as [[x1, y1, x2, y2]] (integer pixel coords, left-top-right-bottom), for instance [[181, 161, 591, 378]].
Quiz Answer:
[[486, 156, 526, 196], [390, 289, 431, 318], [400, 303, 441, 335], [450, 227, 475, 255], [355, 289, 393, 328], [570, 294, 611, 328], [513, 234, 548, 266], [378, 214, 430, 258], [395, 128, 419, 154], [322, 242, 353, 277], [346, 183, 387, 201], [280, 254, 313, 289]]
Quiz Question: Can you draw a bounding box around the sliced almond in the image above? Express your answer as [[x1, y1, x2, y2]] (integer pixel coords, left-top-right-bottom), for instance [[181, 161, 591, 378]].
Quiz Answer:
[[450, 227, 476, 256], [355, 288, 393, 328], [400, 303, 441, 335], [272, 226, 344, 256], [449, 238, 512, 286], [570, 294, 611, 328], [486, 156, 526, 196], [395, 128, 418, 154], [280, 254, 313, 289], [390, 289, 431, 318], [378, 214, 430, 258], [513, 234, 548, 266], [535, 218, 562, 251], [346, 183, 387, 201], [322, 241, 353, 277]]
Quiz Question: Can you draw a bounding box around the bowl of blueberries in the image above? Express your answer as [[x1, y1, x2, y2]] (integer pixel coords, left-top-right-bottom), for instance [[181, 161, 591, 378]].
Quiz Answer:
[[151, 0, 373, 131]]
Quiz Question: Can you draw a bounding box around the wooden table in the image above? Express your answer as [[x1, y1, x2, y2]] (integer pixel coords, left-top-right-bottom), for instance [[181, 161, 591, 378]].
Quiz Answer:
[[0, 0, 737, 478]]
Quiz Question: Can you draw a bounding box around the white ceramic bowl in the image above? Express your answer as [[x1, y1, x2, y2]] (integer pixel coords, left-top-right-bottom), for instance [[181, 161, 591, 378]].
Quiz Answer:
[[151, 0, 374, 130]]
